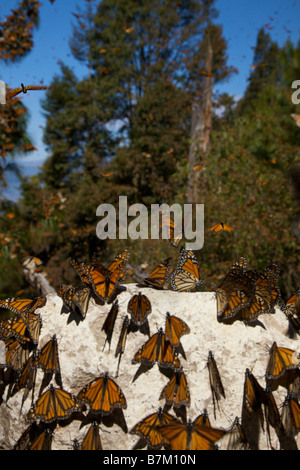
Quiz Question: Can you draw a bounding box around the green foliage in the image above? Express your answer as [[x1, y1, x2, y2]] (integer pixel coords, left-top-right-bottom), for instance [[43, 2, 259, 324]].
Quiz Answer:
[[0, 2, 299, 301]]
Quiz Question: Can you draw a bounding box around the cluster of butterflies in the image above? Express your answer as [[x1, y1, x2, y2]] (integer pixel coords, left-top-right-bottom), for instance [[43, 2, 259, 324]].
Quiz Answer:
[[216, 256, 281, 325], [1, 243, 300, 449]]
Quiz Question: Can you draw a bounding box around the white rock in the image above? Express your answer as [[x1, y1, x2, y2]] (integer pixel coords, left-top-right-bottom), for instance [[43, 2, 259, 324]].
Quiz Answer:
[[0, 284, 299, 450]]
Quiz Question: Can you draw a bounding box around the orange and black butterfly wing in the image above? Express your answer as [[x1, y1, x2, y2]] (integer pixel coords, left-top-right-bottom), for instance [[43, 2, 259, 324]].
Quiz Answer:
[[73, 287, 90, 319], [193, 409, 211, 427], [137, 258, 172, 290], [68, 258, 91, 286], [159, 367, 190, 408], [171, 248, 203, 292], [4, 338, 30, 372], [0, 316, 32, 345], [38, 335, 60, 374], [29, 428, 53, 450], [243, 368, 267, 415], [281, 392, 300, 436], [266, 342, 298, 380], [27, 384, 77, 423], [77, 372, 127, 415], [0, 297, 46, 316], [127, 292, 152, 326], [130, 407, 180, 449], [81, 422, 103, 450], [284, 287, 300, 331], [23, 312, 42, 345], [159, 420, 225, 450], [107, 250, 130, 280], [132, 328, 180, 370], [12, 350, 39, 408], [165, 312, 190, 347], [57, 284, 77, 311]]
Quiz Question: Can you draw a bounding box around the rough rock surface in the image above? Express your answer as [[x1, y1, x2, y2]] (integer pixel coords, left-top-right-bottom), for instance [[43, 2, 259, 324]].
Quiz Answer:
[[0, 284, 299, 450]]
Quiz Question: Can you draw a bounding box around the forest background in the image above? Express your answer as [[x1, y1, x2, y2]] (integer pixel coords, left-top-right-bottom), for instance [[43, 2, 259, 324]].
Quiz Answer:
[[0, 0, 299, 303]]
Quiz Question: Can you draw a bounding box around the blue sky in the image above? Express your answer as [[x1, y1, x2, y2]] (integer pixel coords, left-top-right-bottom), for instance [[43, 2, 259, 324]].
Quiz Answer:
[[0, 0, 299, 199]]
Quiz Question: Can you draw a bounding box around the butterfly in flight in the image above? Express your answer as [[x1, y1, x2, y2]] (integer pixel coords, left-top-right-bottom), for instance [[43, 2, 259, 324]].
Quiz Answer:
[[291, 114, 300, 128], [208, 223, 234, 233]]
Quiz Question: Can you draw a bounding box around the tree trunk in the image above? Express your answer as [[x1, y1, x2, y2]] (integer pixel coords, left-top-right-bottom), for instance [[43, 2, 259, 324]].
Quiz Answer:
[[186, 37, 213, 204]]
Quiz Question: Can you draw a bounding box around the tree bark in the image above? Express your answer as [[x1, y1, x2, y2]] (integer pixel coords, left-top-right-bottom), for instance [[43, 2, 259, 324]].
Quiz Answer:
[[186, 36, 213, 204]]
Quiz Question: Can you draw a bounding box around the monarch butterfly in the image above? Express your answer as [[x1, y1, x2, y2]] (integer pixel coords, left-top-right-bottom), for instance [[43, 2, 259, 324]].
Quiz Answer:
[[160, 214, 183, 248], [291, 114, 300, 128], [237, 264, 280, 323], [90, 250, 130, 281], [130, 407, 180, 449], [81, 422, 103, 450], [243, 368, 267, 416], [208, 223, 234, 232], [0, 297, 46, 316], [216, 257, 256, 322], [284, 286, 300, 331], [158, 417, 226, 450], [263, 385, 283, 445], [38, 335, 60, 375], [171, 248, 203, 292], [266, 342, 299, 380], [27, 384, 78, 424], [68, 258, 91, 286], [115, 315, 130, 377], [57, 284, 90, 319], [4, 338, 30, 372], [224, 417, 249, 451], [6, 83, 53, 101], [281, 392, 300, 437], [12, 349, 39, 409], [127, 292, 152, 326], [0, 315, 32, 345], [14, 423, 39, 450], [29, 428, 53, 451], [82, 252, 129, 303], [102, 300, 119, 350], [137, 258, 172, 290], [159, 367, 190, 408], [164, 312, 190, 347], [77, 372, 127, 415], [132, 328, 181, 371], [193, 409, 211, 427], [207, 351, 226, 419]]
